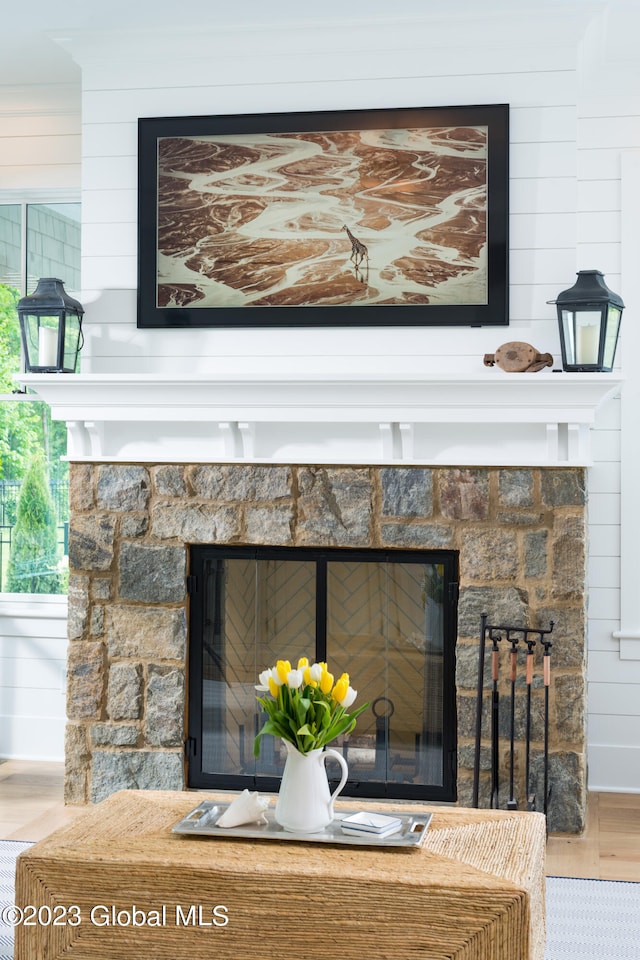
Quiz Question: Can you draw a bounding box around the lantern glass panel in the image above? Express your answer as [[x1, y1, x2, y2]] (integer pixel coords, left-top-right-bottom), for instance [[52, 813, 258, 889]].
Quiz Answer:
[[63, 313, 82, 371], [22, 313, 61, 369], [603, 306, 622, 370], [561, 308, 602, 366], [560, 309, 576, 363]]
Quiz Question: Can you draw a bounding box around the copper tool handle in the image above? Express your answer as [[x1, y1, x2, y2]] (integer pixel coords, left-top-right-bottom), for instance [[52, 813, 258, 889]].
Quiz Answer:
[[526, 652, 534, 685], [510, 649, 517, 683], [543, 655, 550, 686]]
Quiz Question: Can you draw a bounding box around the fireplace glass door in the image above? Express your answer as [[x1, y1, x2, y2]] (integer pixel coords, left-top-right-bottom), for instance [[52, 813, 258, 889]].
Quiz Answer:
[[187, 546, 458, 801]]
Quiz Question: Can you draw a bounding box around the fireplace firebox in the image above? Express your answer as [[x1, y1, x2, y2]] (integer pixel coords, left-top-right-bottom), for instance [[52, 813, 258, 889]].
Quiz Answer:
[[186, 545, 459, 801]]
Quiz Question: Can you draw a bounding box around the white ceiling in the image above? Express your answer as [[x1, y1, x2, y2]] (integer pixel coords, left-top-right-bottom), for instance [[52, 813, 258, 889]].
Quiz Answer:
[[4, 0, 638, 124], [0, 0, 608, 88]]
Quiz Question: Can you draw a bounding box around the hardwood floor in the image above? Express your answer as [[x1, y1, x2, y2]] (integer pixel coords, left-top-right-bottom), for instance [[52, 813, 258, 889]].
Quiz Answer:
[[546, 790, 640, 881], [0, 759, 84, 843], [1, 759, 639, 881]]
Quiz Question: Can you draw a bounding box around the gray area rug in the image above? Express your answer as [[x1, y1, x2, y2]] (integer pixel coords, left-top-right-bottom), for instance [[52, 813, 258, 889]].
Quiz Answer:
[[1, 842, 32, 960], [545, 875, 640, 959], [1, 840, 638, 958]]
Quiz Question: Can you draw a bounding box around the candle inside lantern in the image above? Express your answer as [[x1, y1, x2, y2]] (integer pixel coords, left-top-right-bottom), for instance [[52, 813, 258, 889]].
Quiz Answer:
[[38, 326, 58, 367], [575, 322, 600, 365]]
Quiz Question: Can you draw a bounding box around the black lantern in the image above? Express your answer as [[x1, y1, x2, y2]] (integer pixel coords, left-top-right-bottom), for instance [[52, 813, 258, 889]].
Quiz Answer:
[[17, 278, 84, 373], [554, 270, 623, 372]]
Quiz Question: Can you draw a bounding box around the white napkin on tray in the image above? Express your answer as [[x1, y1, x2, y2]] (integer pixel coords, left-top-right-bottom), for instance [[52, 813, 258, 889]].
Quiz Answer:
[[215, 789, 270, 828]]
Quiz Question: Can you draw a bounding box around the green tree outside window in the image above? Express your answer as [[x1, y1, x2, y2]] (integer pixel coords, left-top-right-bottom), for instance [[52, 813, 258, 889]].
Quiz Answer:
[[5, 454, 65, 593]]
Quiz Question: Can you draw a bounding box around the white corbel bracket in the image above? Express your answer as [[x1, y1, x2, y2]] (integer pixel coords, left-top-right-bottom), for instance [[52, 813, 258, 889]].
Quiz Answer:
[[546, 423, 589, 463], [66, 420, 104, 459], [219, 421, 255, 460]]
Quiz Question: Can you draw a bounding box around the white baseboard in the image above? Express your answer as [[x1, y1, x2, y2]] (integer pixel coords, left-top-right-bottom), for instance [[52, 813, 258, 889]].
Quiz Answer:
[[0, 714, 64, 761], [588, 744, 640, 793]]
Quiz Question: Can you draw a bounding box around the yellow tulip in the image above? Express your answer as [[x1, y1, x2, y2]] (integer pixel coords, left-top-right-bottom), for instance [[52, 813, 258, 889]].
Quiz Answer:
[[297, 656, 309, 670], [320, 668, 334, 694], [268, 676, 280, 698], [332, 673, 350, 703], [275, 660, 291, 684]]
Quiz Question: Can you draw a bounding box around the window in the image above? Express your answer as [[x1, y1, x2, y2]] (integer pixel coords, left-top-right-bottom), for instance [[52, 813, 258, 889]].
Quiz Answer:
[[0, 201, 80, 595]]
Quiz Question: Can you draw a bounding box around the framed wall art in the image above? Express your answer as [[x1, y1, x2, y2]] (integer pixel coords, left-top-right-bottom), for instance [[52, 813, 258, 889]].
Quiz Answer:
[[137, 103, 509, 328]]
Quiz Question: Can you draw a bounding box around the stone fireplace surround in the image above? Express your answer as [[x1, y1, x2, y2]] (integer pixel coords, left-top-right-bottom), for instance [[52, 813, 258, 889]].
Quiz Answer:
[[65, 461, 586, 833], [23, 370, 622, 836]]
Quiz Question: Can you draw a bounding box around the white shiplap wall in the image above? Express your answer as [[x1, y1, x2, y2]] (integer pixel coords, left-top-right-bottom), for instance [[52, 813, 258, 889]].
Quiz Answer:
[[2, 4, 639, 785], [74, 13, 583, 375], [0, 596, 67, 760], [0, 85, 80, 197], [579, 3, 640, 791]]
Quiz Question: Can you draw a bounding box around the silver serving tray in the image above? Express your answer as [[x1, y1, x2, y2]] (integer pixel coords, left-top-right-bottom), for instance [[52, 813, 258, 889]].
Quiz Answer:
[[172, 800, 432, 847]]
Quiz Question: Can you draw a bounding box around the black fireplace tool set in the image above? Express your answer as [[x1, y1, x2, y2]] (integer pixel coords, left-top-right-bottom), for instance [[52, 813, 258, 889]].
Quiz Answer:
[[472, 613, 555, 815]]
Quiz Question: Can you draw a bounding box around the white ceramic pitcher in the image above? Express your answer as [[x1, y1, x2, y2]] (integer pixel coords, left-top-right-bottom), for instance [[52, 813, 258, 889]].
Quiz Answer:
[[274, 740, 349, 833]]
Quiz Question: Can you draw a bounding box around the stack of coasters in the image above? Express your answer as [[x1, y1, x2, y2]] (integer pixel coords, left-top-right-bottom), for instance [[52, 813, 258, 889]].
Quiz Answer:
[[340, 811, 403, 839]]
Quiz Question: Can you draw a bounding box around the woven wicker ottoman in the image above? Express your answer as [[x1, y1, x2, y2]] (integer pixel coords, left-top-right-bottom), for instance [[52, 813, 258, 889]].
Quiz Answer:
[[15, 790, 546, 960]]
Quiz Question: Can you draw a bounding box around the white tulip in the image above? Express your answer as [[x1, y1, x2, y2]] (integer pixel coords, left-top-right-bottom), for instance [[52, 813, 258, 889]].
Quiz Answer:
[[270, 666, 285, 686], [308, 663, 323, 683], [255, 668, 273, 691], [286, 669, 304, 689], [339, 686, 357, 709]]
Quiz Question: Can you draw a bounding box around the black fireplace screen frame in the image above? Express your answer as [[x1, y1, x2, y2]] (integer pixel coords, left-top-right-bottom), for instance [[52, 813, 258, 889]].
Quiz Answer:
[[186, 545, 458, 802]]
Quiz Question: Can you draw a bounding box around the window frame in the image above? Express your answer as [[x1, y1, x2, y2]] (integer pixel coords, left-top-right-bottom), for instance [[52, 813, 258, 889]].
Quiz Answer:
[[0, 192, 80, 602]]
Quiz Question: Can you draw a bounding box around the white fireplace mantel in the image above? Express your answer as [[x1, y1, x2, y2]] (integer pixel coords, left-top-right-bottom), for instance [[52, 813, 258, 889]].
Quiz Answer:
[[19, 370, 622, 467]]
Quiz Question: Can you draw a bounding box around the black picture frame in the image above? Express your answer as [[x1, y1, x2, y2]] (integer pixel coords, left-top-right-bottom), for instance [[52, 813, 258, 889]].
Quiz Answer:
[[137, 103, 509, 329]]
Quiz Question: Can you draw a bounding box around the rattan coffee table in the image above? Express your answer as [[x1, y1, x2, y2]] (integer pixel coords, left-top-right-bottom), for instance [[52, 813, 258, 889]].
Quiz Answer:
[[14, 790, 546, 960]]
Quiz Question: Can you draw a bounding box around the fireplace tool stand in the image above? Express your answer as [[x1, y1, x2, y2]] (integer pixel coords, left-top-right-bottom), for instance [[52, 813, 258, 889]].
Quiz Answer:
[[472, 614, 554, 815]]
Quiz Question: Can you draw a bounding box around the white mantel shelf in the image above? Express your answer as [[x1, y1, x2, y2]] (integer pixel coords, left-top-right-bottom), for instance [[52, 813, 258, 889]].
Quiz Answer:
[[19, 371, 623, 467]]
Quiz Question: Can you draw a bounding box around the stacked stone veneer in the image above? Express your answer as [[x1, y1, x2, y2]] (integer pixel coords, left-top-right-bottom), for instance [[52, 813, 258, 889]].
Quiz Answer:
[[66, 462, 587, 833]]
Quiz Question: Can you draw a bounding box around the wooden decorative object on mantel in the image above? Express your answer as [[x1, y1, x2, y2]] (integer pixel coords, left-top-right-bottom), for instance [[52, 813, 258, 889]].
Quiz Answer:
[[484, 342, 554, 373]]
